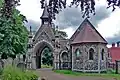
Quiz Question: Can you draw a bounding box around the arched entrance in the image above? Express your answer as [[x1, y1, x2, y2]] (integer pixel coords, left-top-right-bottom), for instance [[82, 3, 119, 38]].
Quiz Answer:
[[61, 51, 69, 69], [34, 40, 54, 69]]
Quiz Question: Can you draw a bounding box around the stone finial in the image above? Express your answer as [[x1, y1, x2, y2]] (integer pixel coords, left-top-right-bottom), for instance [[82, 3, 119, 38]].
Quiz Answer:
[[30, 26, 32, 32]]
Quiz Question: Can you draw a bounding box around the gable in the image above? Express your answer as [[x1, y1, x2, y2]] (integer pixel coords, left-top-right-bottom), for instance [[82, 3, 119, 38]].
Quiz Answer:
[[71, 18, 107, 44], [38, 31, 51, 41], [33, 24, 55, 42]]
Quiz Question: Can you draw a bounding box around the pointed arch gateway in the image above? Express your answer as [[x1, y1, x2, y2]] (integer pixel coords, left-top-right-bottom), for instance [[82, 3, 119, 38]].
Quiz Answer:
[[60, 51, 69, 69], [33, 40, 54, 69], [32, 2, 55, 69]]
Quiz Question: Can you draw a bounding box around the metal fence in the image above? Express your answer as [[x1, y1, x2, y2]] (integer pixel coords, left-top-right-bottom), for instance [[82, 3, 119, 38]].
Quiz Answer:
[[115, 60, 120, 74]]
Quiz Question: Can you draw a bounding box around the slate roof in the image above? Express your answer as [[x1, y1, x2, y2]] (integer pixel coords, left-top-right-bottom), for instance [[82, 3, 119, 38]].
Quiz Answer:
[[71, 18, 107, 44]]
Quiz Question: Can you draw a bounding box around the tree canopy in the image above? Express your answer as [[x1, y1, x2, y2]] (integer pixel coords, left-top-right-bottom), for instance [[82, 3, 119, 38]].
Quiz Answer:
[[42, 47, 53, 66], [58, 30, 68, 38], [0, 0, 28, 59], [40, 0, 120, 19]]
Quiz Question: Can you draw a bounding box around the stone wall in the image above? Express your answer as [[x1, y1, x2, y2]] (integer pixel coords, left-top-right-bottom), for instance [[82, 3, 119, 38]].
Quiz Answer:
[[72, 43, 108, 72]]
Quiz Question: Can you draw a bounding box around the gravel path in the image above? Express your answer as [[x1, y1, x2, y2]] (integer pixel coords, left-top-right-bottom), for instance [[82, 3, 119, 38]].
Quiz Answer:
[[36, 68, 115, 80]]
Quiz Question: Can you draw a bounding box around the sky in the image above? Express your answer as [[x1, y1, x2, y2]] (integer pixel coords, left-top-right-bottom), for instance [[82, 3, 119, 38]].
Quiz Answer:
[[17, 0, 120, 47]]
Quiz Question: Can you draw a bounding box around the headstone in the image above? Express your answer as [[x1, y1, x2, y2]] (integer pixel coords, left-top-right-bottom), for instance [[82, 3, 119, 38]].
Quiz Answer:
[[0, 59, 4, 75], [13, 58, 19, 66], [0, 59, 4, 68], [7, 58, 13, 65], [17, 62, 26, 70], [2, 59, 7, 67]]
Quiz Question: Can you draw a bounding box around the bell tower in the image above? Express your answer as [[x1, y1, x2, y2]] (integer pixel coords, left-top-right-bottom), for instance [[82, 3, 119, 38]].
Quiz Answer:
[[40, 0, 51, 24]]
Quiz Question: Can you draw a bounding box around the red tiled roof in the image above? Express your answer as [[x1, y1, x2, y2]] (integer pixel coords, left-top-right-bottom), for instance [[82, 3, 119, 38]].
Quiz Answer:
[[109, 47, 120, 63], [71, 18, 107, 44]]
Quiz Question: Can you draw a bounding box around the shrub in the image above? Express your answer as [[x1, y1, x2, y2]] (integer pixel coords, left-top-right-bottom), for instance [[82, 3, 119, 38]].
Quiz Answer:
[[1, 65, 38, 80], [0, 68, 3, 75], [107, 69, 115, 74]]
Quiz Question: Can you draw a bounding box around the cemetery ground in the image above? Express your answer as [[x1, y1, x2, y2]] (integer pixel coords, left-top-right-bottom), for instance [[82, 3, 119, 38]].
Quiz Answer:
[[0, 64, 120, 80], [37, 68, 120, 80]]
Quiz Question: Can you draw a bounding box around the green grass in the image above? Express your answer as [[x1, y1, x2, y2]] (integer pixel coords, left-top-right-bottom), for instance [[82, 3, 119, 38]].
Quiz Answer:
[[1, 65, 38, 80], [41, 65, 53, 68], [54, 70, 120, 80]]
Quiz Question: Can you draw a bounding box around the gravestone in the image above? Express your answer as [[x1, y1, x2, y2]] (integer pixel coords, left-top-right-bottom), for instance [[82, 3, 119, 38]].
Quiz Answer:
[[7, 58, 13, 65], [0, 59, 4, 75], [17, 62, 26, 70], [0, 59, 4, 68], [2, 59, 7, 67]]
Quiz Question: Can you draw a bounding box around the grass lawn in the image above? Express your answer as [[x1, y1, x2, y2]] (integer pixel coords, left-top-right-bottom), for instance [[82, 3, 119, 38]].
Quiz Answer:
[[41, 65, 53, 68], [54, 70, 120, 80]]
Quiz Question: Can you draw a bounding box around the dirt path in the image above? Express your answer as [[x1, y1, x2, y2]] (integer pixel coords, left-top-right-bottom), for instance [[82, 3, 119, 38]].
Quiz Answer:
[[36, 68, 114, 80]]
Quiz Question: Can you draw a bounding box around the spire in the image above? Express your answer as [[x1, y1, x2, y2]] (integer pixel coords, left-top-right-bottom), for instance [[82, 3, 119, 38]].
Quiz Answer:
[[40, 0, 52, 24], [45, 0, 47, 6], [55, 26, 59, 38], [29, 26, 33, 38], [40, 0, 49, 19]]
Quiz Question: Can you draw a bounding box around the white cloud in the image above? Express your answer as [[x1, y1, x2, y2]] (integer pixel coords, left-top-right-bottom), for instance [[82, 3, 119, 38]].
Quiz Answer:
[[17, 0, 120, 42], [17, 0, 43, 22], [97, 9, 120, 38], [107, 44, 111, 48], [61, 27, 75, 38]]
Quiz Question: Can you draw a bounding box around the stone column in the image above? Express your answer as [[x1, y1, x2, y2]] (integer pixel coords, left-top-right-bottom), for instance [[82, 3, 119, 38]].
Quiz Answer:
[[72, 46, 74, 71], [31, 55, 36, 69], [98, 44, 101, 73]]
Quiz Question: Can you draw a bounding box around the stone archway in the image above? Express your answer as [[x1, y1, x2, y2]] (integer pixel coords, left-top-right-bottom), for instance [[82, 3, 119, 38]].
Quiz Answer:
[[34, 40, 54, 69], [60, 51, 69, 69]]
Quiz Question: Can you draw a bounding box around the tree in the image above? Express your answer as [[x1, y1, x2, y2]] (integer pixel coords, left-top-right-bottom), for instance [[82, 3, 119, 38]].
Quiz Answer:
[[0, 0, 28, 59], [70, 0, 120, 18], [42, 47, 53, 66], [40, 0, 66, 22], [40, 0, 120, 19], [58, 30, 68, 38], [0, 0, 3, 7], [52, 26, 68, 38]]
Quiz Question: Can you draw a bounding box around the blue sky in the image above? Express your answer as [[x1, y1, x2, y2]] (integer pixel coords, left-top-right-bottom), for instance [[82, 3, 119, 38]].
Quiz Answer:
[[17, 0, 120, 47]]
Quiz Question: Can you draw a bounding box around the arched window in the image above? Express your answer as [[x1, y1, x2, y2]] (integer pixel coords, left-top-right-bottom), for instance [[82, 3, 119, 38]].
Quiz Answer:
[[101, 49, 104, 60], [62, 52, 68, 61], [89, 48, 94, 60], [75, 48, 81, 60]]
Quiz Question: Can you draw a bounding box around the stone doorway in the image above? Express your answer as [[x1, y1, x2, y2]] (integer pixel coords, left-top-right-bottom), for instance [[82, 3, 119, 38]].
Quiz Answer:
[[34, 41, 54, 69], [61, 52, 69, 69]]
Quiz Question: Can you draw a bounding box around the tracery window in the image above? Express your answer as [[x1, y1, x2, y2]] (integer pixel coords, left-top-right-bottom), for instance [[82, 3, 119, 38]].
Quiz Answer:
[[89, 48, 94, 60], [75, 48, 81, 60], [101, 49, 104, 60]]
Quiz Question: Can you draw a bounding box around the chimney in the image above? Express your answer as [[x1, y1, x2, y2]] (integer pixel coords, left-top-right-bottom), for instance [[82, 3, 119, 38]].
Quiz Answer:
[[112, 43, 115, 47], [117, 41, 120, 47]]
